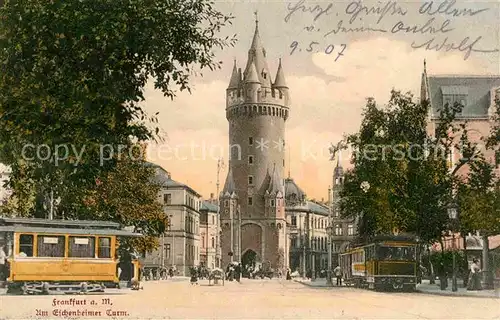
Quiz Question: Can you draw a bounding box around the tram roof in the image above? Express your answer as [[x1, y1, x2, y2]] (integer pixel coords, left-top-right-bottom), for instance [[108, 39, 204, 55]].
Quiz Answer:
[[0, 217, 121, 229], [0, 225, 143, 237]]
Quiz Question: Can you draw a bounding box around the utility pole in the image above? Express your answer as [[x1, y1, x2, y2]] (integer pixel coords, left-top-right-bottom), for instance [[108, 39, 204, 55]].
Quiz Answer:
[[326, 186, 333, 286], [216, 158, 224, 267]]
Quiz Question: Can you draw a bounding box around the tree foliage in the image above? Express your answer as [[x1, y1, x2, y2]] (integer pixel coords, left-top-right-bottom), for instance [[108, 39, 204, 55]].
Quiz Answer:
[[339, 91, 462, 244], [0, 0, 234, 244]]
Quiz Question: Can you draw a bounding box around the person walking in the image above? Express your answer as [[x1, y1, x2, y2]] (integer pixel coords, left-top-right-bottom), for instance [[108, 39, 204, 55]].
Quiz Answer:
[[467, 258, 482, 291], [190, 267, 199, 285], [0, 244, 7, 281], [333, 265, 342, 286], [286, 268, 292, 280]]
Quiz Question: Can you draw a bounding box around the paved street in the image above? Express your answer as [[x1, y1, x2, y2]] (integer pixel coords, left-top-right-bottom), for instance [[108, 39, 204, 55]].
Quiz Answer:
[[1, 278, 499, 319]]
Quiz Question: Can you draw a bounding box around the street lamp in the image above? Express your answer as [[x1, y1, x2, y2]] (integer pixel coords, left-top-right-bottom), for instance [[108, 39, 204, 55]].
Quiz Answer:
[[169, 214, 175, 269], [447, 202, 459, 292]]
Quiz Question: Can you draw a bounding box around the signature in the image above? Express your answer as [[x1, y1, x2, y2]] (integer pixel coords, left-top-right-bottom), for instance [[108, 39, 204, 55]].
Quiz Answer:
[[345, 0, 407, 24], [419, 0, 489, 17], [284, 0, 333, 23], [324, 20, 387, 37], [411, 36, 499, 60], [391, 18, 454, 35]]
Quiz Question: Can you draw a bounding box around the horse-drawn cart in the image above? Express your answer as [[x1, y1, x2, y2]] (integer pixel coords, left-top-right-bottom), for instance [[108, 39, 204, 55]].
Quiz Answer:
[[208, 268, 225, 286]]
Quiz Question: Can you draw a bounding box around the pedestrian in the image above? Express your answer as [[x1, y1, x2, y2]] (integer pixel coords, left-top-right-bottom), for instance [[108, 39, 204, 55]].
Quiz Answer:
[[0, 244, 6, 281], [190, 267, 198, 285], [334, 265, 342, 286], [467, 258, 482, 291], [169, 267, 174, 278], [235, 263, 242, 282], [286, 268, 292, 280]]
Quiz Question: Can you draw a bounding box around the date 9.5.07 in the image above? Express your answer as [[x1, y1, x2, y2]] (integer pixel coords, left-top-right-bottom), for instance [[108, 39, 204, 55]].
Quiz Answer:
[[290, 41, 347, 61]]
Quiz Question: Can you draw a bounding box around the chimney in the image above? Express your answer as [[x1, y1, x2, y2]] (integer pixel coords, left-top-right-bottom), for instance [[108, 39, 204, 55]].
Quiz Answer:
[[167, 172, 171, 179], [321, 197, 324, 203], [210, 193, 214, 200]]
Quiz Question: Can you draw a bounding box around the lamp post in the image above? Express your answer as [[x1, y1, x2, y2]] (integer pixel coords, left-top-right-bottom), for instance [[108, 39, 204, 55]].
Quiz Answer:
[[170, 214, 175, 268], [447, 202, 459, 292]]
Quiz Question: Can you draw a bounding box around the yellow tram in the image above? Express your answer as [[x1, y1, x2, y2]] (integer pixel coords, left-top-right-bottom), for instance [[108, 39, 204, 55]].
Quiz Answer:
[[339, 235, 418, 292], [0, 217, 142, 294]]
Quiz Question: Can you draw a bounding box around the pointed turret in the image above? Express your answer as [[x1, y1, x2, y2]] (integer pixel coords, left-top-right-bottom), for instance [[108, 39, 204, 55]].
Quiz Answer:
[[245, 62, 260, 84], [222, 167, 237, 197], [273, 59, 287, 88], [267, 163, 284, 195], [244, 16, 272, 88], [228, 60, 240, 89], [421, 59, 429, 102]]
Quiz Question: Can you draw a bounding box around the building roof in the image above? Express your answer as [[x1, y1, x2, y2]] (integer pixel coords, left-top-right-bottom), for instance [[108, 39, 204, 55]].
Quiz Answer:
[[266, 164, 283, 195], [243, 19, 271, 88], [147, 162, 202, 197], [228, 60, 241, 89], [221, 167, 237, 198], [200, 200, 219, 213], [286, 200, 329, 216], [284, 177, 306, 204], [273, 58, 287, 88], [425, 74, 500, 118]]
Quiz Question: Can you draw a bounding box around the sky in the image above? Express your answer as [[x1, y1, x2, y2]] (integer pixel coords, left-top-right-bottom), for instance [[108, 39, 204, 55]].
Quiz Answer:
[[143, 0, 500, 201]]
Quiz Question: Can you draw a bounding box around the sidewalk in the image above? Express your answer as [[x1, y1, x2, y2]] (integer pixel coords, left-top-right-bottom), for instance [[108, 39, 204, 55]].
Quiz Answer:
[[294, 278, 499, 298], [417, 279, 499, 298]]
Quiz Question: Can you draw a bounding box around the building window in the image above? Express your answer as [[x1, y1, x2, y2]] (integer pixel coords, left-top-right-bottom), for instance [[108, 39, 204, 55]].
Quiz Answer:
[[166, 244, 170, 260], [224, 200, 229, 207], [335, 224, 342, 236], [69, 236, 95, 258], [201, 236, 205, 248], [211, 237, 215, 248], [19, 234, 34, 257], [348, 224, 354, 236], [98, 237, 111, 258], [248, 155, 254, 164], [248, 197, 253, 206], [249, 137, 253, 145], [270, 199, 275, 207], [248, 175, 253, 185], [212, 216, 215, 225], [164, 193, 172, 205], [291, 216, 297, 226], [37, 235, 65, 257]]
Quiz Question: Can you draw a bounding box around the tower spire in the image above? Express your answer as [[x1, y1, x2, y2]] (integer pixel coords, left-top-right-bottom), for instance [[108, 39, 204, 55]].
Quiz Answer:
[[423, 59, 427, 74], [288, 145, 291, 179], [254, 10, 258, 26]]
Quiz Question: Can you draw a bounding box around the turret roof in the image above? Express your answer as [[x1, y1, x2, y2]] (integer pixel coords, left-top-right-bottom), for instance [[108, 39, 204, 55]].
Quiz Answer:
[[244, 20, 271, 87], [273, 58, 287, 88], [266, 164, 283, 195], [246, 62, 260, 83], [228, 60, 240, 89], [222, 167, 237, 197]]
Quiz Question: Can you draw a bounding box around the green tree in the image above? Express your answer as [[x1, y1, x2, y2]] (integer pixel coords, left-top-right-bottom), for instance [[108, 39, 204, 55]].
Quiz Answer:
[[339, 91, 461, 245], [0, 1, 234, 231]]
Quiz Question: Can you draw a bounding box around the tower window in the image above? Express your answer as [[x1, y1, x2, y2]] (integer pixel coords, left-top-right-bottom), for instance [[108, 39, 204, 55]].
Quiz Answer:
[[249, 137, 253, 145], [270, 199, 275, 207], [248, 156, 254, 165], [248, 197, 253, 206], [248, 175, 253, 185]]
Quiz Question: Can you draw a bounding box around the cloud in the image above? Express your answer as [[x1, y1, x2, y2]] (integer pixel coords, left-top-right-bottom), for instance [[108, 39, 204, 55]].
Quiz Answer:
[[142, 37, 489, 199]]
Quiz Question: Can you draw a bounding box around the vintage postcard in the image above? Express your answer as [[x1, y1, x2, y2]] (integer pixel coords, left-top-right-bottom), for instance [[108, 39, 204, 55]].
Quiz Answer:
[[0, 0, 499, 319]]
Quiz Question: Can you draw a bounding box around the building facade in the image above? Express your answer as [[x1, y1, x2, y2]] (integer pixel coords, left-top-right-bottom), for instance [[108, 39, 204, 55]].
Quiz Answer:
[[144, 163, 202, 276], [330, 160, 357, 265], [199, 198, 220, 269], [285, 177, 330, 277], [421, 61, 500, 176], [220, 18, 290, 271]]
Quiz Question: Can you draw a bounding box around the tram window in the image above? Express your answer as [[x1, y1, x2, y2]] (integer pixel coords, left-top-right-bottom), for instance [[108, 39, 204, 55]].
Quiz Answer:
[[19, 234, 34, 257], [37, 235, 65, 257], [98, 237, 111, 258], [69, 236, 95, 258]]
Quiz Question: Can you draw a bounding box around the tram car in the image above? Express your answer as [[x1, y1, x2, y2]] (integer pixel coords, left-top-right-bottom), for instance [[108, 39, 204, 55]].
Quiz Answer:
[[339, 235, 418, 292], [0, 217, 142, 294]]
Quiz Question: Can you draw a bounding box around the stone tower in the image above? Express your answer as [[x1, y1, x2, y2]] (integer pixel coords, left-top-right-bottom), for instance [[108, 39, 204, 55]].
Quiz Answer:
[[220, 17, 290, 271]]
